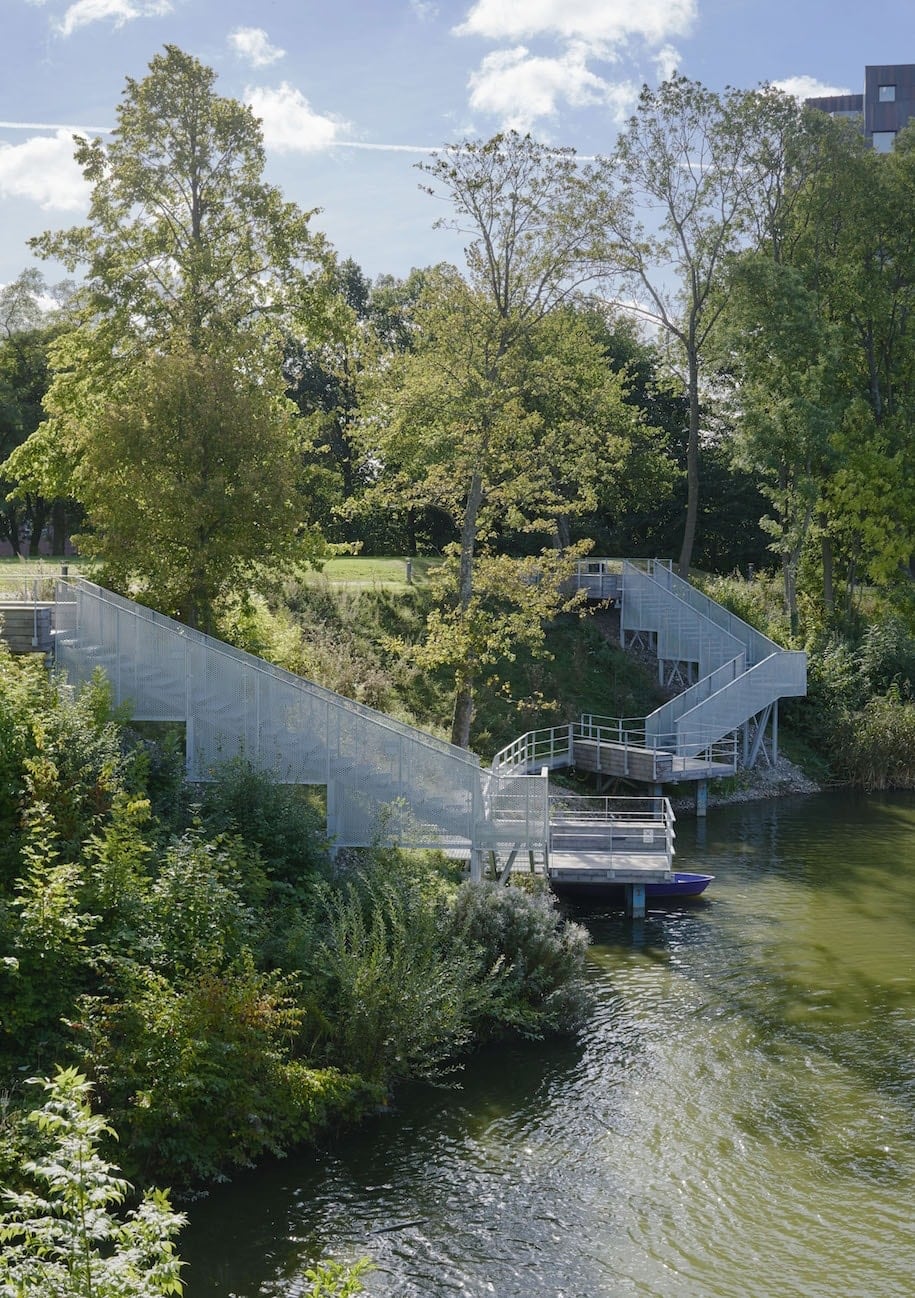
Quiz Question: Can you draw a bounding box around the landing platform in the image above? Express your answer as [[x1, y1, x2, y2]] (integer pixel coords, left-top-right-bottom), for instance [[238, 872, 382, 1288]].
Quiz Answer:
[[571, 737, 736, 784], [547, 851, 672, 885]]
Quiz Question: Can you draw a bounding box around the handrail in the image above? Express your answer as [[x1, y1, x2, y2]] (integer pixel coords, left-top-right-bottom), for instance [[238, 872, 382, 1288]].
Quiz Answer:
[[547, 793, 676, 867], [60, 579, 480, 767], [492, 718, 739, 778]]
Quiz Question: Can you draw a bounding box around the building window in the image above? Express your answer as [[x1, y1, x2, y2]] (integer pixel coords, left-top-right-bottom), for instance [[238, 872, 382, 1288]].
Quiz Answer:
[[879, 84, 896, 102], [873, 130, 896, 152]]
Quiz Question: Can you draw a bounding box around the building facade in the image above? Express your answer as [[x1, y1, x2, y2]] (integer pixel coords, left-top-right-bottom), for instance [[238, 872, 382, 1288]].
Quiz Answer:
[[805, 64, 915, 151]]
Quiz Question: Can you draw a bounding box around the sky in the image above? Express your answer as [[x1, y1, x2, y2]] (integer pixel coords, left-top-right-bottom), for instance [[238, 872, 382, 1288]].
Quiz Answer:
[[1, 0, 914, 291]]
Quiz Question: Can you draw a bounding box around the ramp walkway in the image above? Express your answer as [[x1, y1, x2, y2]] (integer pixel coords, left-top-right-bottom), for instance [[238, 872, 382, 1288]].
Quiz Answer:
[[11, 563, 805, 901]]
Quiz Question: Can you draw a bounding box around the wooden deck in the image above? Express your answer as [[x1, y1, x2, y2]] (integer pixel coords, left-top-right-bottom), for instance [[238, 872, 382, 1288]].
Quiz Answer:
[[547, 851, 671, 884], [546, 815, 673, 885]]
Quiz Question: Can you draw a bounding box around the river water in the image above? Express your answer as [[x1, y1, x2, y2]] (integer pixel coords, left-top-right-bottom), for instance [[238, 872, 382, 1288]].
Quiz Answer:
[[182, 791, 915, 1297]]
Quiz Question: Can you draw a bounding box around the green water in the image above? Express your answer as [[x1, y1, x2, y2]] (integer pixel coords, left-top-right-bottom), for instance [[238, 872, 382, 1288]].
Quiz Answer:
[[181, 792, 915, 1297]]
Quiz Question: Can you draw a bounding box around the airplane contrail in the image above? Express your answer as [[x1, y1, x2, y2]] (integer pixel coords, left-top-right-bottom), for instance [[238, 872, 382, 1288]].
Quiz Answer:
[[0, 123, 597, 161], [0, 121, 438, 151], [0, 121, 113, 133]]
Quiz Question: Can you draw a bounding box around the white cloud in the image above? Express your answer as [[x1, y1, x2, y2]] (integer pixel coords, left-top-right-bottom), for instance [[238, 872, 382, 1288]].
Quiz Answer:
[[0, 130, 89, 209], [409, 0, 439, 18], [467, 44, 634, 131], [229, 27, 285, 68], [773, 75, 853, 101], [245, 83, 348, 153], [456, 1, 694, 130], [56, 0, 172, 38], [455, 0, 696, 47], [654, 44, 680, 83]]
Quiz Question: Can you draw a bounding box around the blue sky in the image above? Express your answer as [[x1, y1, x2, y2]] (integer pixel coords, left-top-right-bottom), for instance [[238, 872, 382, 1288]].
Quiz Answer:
[[1, 0, 913, 290]]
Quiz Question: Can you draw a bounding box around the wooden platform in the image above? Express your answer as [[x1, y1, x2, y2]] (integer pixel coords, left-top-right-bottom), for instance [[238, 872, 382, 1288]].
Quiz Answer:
[[547, 850, 672, 885]]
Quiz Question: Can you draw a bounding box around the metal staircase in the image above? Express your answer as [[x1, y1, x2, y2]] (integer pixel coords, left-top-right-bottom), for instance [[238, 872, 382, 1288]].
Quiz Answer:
[[622, 560, 806, 765], [45, 565, 804, 892], [495, 560, 807, 781]]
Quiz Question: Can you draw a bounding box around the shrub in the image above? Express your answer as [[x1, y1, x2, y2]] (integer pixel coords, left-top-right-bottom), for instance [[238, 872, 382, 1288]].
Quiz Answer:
[[141, 827, 265, 976], [74, 957, 373, 1187], [198, 759, 330, 885], [314, 871, 474, 1084], [830, 694, 915, 790], [1, 794, 93, 1051], [447, 881, 591, 1040], [856, 614, 915, 700], [0, 1067, 185, 1298]]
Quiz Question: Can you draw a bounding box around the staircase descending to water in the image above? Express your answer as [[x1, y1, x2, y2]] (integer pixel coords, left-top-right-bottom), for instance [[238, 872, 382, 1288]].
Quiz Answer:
[[492, 559, 807, 786], [9, 564, 805, 894]]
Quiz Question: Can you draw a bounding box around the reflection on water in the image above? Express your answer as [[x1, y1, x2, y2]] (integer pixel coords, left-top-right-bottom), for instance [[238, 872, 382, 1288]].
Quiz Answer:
[[183, 792, 915, 1297]]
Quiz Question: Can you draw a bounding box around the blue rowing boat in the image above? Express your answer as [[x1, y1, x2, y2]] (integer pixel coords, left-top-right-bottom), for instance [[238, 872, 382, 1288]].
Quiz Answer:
[[551, 871, 714, 904]]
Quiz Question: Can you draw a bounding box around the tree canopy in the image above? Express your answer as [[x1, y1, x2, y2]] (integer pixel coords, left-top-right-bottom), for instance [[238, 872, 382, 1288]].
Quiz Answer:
[[2, 46, 333, 627]]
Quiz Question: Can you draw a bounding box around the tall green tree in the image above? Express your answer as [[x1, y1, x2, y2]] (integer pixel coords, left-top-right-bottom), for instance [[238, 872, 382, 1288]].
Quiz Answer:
[[720, 109, 915, 614], [594, 76, 764, 577], [0, 272, 74, 556], [363, 133, 615, 747], [2, 46, 333, 627], [64, 347, 313, 626], [716, 253, 839, 629]]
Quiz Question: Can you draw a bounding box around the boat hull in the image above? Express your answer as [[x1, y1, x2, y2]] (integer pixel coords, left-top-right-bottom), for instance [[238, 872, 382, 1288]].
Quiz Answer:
[[550, 871, 713, 905]]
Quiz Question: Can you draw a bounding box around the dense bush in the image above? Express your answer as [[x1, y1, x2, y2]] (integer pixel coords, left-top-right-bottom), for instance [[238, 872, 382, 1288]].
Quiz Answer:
[[0, 1068, 186, 1298], [856, 615, 915, 700], [197, 758, 330, 885], [0, 651, 592, 1191], [694, 571, 790, 644], [72, 960, 374, 1186], [314, 870, 475, 1084], [448, 880, 590, 1039], [829, 694, 915, 790]]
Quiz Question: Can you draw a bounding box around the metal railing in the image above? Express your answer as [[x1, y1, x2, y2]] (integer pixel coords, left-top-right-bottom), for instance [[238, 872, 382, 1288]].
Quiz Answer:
[[548, 794, 675, 865], [616, 560, 805, 764], [491, 717, 740, 780], [54, 579, 505, 855]]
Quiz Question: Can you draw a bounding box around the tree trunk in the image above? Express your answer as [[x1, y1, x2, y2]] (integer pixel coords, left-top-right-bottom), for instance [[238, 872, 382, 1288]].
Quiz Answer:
[[821, 530, 834, 615], [451, 683, 475, 752], [51, 501, 68, 556], [26, 499, 49, 557], [678, 344, 700, 579], [782, 553, 798, 637], [450, 471, 484, 749]]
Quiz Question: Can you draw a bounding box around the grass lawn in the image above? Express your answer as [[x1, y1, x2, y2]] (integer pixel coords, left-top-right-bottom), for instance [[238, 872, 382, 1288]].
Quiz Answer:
[[304, 555, 441, 591]]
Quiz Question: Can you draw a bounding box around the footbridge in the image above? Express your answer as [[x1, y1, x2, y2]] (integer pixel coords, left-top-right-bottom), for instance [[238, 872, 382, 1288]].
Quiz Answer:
[[2, 564, 804, 908]]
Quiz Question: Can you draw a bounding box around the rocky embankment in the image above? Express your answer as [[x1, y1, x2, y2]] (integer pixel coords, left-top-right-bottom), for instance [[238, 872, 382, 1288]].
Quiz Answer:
[[671, 754, 820, 813]]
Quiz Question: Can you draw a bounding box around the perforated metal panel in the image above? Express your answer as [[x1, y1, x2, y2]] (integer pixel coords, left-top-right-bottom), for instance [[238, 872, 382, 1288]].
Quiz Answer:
[[52, 581, 548, 856]]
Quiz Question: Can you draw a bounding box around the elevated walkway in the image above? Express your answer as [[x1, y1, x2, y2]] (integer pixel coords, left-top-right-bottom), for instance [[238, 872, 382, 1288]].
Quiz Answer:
[[31, 562, 805, 904], [47, 580, 675, 904]]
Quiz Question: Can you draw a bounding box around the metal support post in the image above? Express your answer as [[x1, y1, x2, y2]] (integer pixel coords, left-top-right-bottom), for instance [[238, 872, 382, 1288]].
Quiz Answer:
[[626, 883, 646, 920], [695, 779, 708, 818]]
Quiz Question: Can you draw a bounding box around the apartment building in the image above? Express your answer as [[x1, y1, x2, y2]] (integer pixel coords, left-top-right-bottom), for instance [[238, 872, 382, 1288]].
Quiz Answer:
[[805, 63, 915, 151]]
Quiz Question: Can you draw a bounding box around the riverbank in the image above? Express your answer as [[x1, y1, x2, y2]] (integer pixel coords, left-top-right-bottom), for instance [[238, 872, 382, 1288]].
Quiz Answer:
[[180, 791, 915, 1298], [675, 753, 821, 812]]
